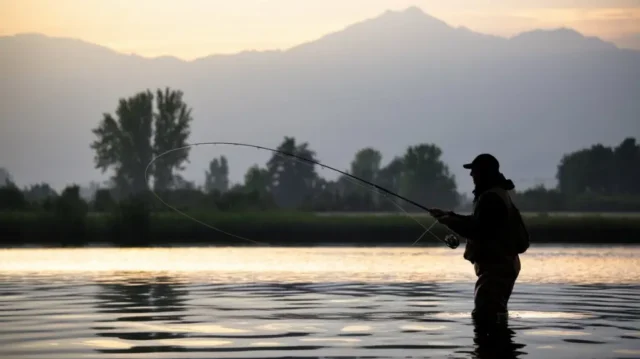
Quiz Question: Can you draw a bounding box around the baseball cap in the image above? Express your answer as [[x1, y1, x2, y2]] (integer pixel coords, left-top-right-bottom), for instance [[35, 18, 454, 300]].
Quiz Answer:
[[463, 153, 500, 172]]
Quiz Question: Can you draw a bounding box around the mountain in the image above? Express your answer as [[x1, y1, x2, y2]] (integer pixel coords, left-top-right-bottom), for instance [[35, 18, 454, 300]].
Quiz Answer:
[[1, 7, 639, 195], [614, 33, 640, 51]]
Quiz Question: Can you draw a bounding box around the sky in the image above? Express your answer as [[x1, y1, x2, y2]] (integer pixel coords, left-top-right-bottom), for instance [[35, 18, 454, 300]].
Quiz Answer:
[[2, 0, 640, 60]]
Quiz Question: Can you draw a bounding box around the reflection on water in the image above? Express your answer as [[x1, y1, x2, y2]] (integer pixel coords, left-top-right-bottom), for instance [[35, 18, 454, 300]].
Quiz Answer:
[[0, 246, 638, 358], [1, 246, 639, 284]]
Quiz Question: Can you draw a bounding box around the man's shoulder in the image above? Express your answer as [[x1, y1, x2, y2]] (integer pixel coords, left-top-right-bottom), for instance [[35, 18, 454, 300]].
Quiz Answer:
[[476, 190, 508, 212]]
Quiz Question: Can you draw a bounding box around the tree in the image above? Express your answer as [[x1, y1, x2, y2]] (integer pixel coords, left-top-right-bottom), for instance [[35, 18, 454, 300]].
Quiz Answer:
[[556, 148, 591, 196], [399, 144, 459, 210], [556, 138, 639, 197], [152, 88, 193, 191], [23, 183, 57, 203], [350, 148, 382, 184], [0, 167, 11, 187], [53, 185, 89, 244], [79, 181, 101, 202], [172, 175, 196, 190], [0, 181, 26, 211], [93, 189, 115, 212], [204, 156, 229, 193], [90, 88, 192, 197], [348, 148, 382, 206], [244, 165, 270, 195], [374, 156, 405, 211], [266, 137, 319, 209], [91, 90, 154, 197], [377, 157, 404, 194], [613, 137, 640, 195], [55, 185, 89, 217]]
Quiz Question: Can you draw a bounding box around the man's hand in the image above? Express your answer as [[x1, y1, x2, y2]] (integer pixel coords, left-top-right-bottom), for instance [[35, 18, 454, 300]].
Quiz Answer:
[[428, 208, 448, 218], [428, 208, 454, 219], [437, 214, 455, 226]]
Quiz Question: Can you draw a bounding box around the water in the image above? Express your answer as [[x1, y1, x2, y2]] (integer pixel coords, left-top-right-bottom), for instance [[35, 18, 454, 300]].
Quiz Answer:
[[1, 246, 639, 359]]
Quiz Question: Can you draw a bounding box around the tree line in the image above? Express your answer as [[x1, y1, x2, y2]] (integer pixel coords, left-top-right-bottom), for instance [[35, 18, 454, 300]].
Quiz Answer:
[[1, 88, 639, 213]]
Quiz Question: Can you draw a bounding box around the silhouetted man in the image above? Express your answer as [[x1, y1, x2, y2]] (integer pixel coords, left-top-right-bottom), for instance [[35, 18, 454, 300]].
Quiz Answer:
[[430, 154, 529, 321]]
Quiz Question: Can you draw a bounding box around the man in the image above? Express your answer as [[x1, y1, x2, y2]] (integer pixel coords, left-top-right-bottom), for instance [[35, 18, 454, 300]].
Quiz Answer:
[[430, 154, 529, 321]]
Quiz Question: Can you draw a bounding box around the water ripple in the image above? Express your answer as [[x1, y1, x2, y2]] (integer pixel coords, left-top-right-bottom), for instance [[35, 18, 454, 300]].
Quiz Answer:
[[0, 247, 639, 359]]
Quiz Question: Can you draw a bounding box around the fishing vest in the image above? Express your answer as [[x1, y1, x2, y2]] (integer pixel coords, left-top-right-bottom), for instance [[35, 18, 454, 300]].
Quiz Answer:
[[464, 187, 530, 263]]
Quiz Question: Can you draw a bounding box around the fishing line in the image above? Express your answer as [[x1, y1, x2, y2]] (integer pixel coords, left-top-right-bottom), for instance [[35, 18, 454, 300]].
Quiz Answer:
[[310, 158, 450, 246], [144, 141, 460, 248]]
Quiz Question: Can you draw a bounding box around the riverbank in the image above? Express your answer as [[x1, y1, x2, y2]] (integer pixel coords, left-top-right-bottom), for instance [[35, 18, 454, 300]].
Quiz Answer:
[[1, 211, 638, 247]]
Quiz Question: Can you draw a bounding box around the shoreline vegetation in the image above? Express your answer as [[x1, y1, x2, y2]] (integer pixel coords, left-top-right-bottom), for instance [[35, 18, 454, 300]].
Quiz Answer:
[[1, 210, 639, 247], [2, 88, 639, 248]]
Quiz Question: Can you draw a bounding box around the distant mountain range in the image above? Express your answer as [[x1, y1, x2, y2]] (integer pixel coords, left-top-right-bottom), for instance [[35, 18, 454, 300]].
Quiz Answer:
[[1, 7, 639, 194]]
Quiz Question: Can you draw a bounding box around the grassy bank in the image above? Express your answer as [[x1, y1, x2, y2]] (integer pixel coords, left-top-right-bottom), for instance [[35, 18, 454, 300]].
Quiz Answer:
[[0, 211, 639, 247]]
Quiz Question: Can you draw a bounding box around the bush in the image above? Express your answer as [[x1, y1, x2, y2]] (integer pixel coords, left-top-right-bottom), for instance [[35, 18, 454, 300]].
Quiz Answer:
[[112, 193, 152, 246], [53, 185, 89, 245], [0, 183, 27, 211]]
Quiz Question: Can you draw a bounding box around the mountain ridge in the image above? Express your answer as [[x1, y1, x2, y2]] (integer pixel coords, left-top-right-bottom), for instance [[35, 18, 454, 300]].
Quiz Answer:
[[2, 7, 626, 62], [1, 8, 638, 194]]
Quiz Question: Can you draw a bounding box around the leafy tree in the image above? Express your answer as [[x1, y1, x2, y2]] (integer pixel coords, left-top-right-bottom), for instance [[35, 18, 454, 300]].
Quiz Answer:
[[93, 189, 116, 212], [76, 181, 102, 202], [348, 148, 382, 206], [350, 148, 382, 184], [513, 185, 566, 212], [557, 137, 639, 196], [55, 185, 89, 217], [152, 88, 193, 191], [0, 167, 11, 187], [613, 137, 640, 195], [23, 183, 57, 203], [90, 88, 192, 197], [172, 174, 196, 190], [53, 185, 89, 244], [204, 156, 229, 193], [91, 90, 154, 197], [266, 137, 319, 209], [0, 181, 27, 211], [244, 165, 270, 195], [399, 144, 459, 210], [377, 157, 404, 195]]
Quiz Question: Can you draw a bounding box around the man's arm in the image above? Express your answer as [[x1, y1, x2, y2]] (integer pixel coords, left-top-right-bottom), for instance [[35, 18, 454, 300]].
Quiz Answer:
[[440, 193, 508, 240], [440, 212, 475, 239]]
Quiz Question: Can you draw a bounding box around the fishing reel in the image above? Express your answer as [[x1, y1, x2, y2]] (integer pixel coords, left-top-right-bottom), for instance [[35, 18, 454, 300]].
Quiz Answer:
[[443, 234, 460, 249]]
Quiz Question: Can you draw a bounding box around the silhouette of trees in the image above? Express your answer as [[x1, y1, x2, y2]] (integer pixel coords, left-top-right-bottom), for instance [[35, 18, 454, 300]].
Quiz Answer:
[[350, 148, 382, 187], [23, 183, 57, 203], [557, 137, 640, 197], [0, 167, 11, 187], [0, 182, 27, 211], [244, 165, 270, 196], [347, 148, 383, 207], [266, 137, 319, 209], [377, 157, 403, 195], [399, 143, 459, 210], [90, 88, 192, 198], [152, 88, 193, 191], [204, 156, 229, 193], [92, 189, 116, 212]]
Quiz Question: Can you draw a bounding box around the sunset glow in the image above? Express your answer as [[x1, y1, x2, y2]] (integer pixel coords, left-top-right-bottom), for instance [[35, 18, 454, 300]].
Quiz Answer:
[[3, 0, 639, 60]]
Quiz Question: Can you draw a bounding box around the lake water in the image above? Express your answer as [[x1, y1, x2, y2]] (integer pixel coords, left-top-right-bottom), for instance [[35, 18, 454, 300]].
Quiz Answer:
[[1, 246, 639, 359]]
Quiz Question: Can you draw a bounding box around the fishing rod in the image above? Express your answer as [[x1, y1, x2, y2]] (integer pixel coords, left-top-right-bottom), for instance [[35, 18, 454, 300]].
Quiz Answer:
[[145, 141, 461, 249]]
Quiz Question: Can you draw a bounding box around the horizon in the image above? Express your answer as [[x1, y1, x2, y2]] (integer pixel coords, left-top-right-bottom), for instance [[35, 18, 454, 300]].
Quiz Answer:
[[3, 2, 640, 60]]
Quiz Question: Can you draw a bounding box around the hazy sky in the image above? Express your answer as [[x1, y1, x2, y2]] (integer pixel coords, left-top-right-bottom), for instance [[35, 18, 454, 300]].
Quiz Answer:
[[3, 0, 640, 59]]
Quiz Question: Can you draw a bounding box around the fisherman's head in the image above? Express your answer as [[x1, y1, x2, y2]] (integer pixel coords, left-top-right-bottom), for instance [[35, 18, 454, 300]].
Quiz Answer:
[[463, 153, 501, 187]]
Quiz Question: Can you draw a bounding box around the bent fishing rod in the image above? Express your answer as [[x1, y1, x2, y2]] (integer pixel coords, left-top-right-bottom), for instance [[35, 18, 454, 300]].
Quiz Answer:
[[184, 141, 438, 212], [147, 141, 460, 248]]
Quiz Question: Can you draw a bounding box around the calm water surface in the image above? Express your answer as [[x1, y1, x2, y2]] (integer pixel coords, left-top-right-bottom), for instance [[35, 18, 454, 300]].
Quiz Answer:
[[1, 245, 639, 359]]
